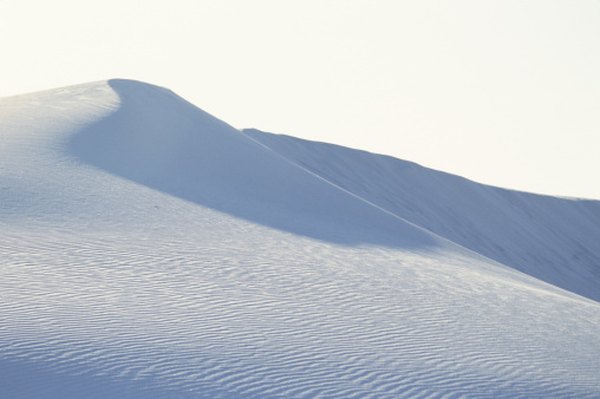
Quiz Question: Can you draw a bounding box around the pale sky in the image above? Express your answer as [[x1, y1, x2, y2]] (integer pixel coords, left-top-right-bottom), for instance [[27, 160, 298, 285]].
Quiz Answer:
[[1, 0, 599, 199]]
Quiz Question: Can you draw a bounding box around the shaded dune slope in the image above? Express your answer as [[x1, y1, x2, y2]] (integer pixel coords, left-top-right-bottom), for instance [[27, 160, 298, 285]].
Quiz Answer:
[[68, 79, 439, 249]]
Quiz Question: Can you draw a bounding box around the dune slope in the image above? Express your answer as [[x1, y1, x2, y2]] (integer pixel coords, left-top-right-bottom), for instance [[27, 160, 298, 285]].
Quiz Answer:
[[245, 129, 600, 302]]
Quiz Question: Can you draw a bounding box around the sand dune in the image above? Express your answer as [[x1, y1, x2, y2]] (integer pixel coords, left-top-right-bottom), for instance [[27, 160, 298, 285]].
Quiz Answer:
[[1, 80, 599, 398]]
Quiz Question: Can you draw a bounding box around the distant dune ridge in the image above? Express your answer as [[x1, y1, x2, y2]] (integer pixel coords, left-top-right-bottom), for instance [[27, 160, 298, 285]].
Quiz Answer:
[[1, 79, 599, 398], [244, 128, 600, 302]]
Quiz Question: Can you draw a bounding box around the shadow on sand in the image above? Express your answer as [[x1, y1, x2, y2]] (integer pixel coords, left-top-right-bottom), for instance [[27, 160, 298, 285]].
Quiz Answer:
[[67, 80, 438, 249]]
